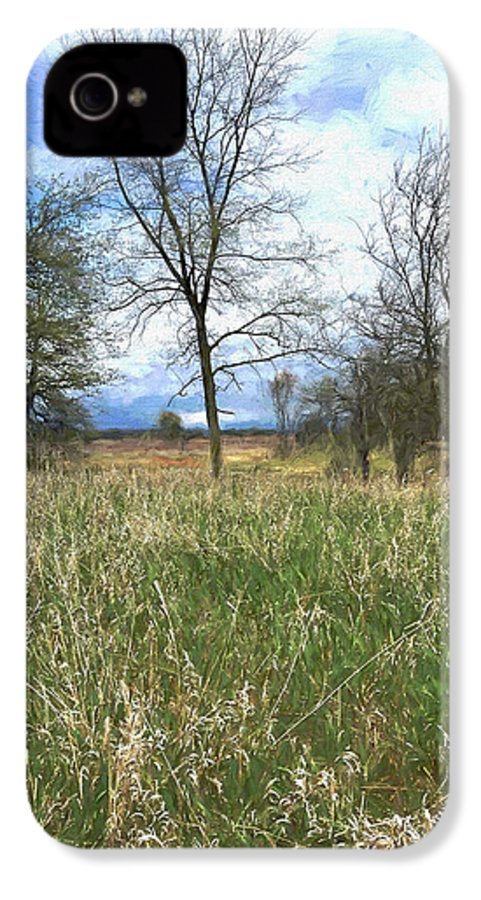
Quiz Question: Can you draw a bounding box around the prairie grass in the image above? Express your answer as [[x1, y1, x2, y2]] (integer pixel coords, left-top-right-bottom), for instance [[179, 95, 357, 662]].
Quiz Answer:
[[27, 465, 448, 847]]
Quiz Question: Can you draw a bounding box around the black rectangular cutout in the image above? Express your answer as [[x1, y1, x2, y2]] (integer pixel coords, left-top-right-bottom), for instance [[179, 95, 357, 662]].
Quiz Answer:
[[44, 43, 187, 156]]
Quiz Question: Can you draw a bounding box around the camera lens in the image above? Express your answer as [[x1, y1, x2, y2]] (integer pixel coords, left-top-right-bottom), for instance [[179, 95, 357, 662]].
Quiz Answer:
[[70, 73, 118, 121]]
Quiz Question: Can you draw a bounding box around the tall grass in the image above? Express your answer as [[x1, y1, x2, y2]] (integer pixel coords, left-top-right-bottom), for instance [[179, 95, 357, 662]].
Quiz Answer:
[[27, 467, 448, 847]]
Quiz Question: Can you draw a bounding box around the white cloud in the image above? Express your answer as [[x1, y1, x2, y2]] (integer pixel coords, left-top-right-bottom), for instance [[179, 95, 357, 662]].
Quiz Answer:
[[182, 409, 257, 427], [181, 411, 208, 426], [366, 63, 448, 140]]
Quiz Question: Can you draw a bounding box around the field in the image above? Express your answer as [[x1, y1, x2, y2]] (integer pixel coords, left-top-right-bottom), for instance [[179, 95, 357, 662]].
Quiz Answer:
[[83, 432, 279, 470], [27, 439, 448, 848]]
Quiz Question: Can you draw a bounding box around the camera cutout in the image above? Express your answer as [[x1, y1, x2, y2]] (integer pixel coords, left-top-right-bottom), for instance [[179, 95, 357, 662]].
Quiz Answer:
[[70, 73, 119, 121], [44, 43, 187, 156]]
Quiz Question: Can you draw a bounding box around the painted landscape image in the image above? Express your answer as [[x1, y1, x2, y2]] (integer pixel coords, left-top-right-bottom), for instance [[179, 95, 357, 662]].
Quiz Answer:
[[27, 29, 449, 848]]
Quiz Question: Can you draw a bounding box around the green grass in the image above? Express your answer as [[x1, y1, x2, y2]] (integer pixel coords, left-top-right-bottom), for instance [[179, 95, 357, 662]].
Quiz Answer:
[[27, 466, 448, 847]]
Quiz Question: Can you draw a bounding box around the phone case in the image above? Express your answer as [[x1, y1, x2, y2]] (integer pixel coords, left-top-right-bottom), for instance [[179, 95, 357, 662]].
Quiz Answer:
[[27, 29, 449, 848]]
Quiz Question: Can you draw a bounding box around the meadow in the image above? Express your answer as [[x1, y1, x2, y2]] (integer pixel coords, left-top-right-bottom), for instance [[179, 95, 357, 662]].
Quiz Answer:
[[27, 442, 448, 848]]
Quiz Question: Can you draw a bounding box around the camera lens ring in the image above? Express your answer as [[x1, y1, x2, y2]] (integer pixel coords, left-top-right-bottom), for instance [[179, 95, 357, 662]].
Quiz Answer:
[[69, 72, 118, 121]]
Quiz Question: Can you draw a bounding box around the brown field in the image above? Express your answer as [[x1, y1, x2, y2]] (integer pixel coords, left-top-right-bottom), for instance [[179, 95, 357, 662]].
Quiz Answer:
[[83, 434, 445, 482], [85, 433, 278, 469]]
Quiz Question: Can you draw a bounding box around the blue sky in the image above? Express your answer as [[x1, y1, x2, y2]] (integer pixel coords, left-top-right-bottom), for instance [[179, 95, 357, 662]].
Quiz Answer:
[[28, 29, 448, 430]]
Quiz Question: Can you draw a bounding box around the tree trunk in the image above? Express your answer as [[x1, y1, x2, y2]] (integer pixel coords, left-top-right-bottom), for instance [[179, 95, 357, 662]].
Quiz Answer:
[[357, 398, 370, 483], [196, 321, 223, 478], [393, 435, 414, 486], [26, 356, 38, 421], [279, 431, 289, 459], [360, 447, 370, 483]]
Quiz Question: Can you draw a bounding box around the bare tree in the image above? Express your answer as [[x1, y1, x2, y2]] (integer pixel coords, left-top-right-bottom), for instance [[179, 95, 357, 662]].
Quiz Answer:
[[268, 370, 299, 457], [347, 131, 449, 480], [103, 29, 329, 477], [297, 375, 343, 445], [354, 130, 449, 362]]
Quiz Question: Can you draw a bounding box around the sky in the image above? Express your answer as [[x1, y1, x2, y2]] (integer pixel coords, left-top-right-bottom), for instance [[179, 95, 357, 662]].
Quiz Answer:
[[27, 29, 448, 431]]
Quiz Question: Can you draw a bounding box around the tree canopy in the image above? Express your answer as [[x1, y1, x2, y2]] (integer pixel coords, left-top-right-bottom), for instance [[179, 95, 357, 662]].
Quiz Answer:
[[27, 174, 114, 440]]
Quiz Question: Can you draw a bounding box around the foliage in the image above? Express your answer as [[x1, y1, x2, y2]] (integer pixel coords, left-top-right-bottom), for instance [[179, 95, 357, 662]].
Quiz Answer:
[[156, 410, 184, 442], [27, 174, 115, 457]]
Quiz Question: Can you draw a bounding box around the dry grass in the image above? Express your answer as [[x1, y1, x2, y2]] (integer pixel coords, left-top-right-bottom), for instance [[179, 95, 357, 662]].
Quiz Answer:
[[27, 462, 448, 847]]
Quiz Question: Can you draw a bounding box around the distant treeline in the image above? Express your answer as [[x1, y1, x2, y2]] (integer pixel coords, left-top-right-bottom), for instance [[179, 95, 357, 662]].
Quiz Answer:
[[87, 426, 277, 441]]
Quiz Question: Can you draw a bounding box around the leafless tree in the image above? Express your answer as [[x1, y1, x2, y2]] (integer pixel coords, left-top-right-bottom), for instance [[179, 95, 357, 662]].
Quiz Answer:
[[268, 370, 299, 457], [354, 130, 449, 359], [101, 29, 330, 477], [347, 130, 449, 480]]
